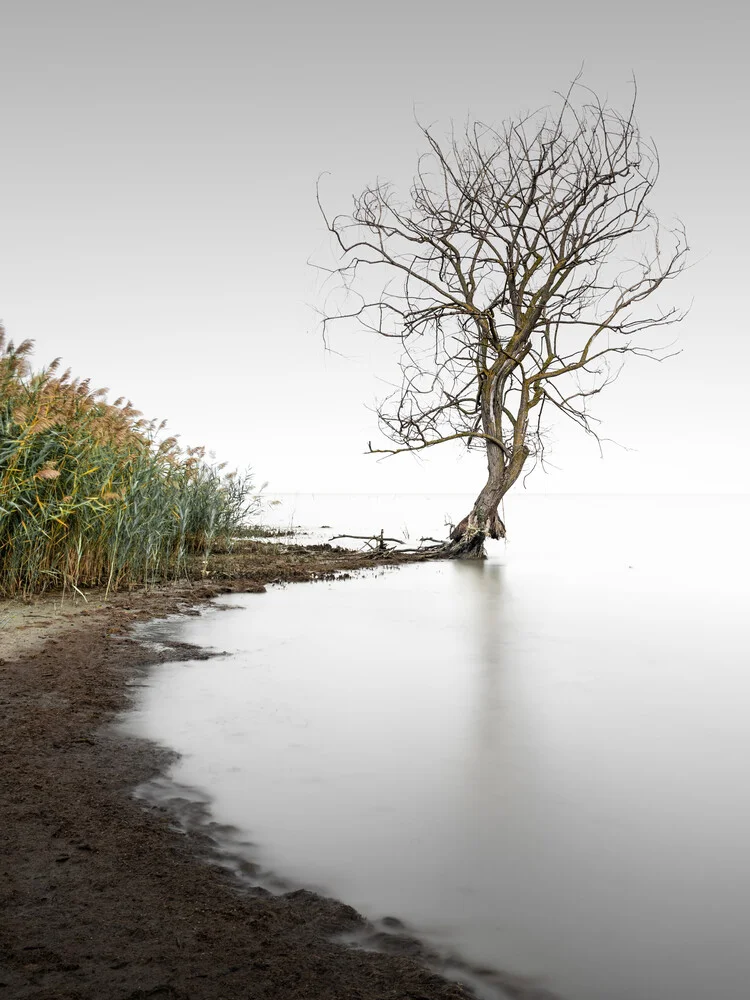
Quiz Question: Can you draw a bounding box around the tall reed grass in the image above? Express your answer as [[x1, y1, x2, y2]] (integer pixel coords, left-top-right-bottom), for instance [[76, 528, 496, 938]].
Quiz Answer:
[[0, 326, 259, 597]]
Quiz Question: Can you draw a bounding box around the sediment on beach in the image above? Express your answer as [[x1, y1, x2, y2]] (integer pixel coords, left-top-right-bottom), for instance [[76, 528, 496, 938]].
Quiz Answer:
[[1, 542, 501, 1000]]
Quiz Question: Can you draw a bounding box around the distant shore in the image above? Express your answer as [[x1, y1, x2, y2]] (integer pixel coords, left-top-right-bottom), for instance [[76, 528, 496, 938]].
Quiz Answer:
[[0, 540, 557, 1000]]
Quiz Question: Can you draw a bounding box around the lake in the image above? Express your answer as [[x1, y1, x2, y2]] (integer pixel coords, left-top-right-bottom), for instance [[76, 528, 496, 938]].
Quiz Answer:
[[123, 493, 750, 1000]]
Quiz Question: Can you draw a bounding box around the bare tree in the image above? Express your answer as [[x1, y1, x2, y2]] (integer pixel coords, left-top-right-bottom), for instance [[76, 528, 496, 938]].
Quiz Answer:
[[319, 83, 688, 557]]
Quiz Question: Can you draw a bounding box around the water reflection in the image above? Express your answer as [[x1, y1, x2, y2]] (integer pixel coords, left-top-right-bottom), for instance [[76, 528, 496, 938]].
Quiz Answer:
[[123, 496, 750, 1000]]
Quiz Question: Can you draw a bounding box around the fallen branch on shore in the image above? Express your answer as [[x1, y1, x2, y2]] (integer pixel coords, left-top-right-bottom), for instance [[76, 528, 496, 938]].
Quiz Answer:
[[328, 530, 404, 553], [328, 530, 449, 557]]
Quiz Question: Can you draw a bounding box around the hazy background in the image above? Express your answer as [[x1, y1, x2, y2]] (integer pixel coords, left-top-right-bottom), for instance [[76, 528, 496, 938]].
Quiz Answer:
[[1, 0, 747, 495]]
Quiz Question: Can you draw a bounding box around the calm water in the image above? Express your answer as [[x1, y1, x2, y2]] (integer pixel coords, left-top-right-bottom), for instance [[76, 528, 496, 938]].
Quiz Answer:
[[124, 495, 750, 1000]]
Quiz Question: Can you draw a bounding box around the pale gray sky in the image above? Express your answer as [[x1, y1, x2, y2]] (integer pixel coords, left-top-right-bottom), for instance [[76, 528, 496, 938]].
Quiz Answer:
[[1, 0, 747, 494]]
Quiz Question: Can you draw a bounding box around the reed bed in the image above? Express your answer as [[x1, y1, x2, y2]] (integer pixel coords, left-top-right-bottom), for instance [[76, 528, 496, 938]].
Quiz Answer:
[[0, 326, 258, 597]]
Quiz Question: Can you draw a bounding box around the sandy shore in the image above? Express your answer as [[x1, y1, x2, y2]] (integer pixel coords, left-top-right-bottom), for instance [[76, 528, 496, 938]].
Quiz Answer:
[[0, 542, 557, 1000]]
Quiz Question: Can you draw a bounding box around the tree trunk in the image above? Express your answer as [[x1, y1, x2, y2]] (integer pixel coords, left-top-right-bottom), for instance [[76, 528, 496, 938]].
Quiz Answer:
[[447, 475, 506, 559], [445, 444, 529, 559]]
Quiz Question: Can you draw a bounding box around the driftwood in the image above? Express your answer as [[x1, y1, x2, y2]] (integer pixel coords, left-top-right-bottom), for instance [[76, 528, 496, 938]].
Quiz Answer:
[[328, 529, 449, 556], [328, 529, 404, 553]]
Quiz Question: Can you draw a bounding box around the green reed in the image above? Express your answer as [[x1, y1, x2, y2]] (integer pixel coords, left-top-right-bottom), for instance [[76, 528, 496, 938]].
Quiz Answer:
[[0, 326, 258, 597]]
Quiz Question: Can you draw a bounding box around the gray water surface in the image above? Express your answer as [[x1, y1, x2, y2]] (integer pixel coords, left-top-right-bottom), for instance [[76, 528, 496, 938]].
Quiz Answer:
[[124, 495, 750, 1000]]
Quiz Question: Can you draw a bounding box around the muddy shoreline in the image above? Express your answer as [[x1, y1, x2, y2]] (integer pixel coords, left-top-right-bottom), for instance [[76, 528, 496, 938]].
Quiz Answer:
[[1, 542, 557, 1000]]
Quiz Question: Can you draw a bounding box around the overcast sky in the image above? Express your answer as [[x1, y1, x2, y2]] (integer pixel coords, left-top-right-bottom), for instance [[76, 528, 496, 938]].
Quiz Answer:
[[1, 0, 747, 495]]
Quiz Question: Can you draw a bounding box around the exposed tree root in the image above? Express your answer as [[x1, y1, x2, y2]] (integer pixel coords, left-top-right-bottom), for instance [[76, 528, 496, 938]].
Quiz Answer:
[[330, 510, 506, 562]]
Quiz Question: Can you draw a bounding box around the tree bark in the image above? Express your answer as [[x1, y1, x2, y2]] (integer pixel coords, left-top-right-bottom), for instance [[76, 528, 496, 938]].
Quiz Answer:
[[448, 477, 506, 558], [446, 444, 529, 559]]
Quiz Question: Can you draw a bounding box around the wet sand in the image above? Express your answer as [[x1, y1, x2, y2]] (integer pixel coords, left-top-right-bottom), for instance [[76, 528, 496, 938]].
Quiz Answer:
[[1, 541, 558, 1000]]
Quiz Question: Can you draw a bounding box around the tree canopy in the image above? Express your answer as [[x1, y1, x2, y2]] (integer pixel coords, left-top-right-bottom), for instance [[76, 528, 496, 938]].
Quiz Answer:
[[320, 82, 688, 556]]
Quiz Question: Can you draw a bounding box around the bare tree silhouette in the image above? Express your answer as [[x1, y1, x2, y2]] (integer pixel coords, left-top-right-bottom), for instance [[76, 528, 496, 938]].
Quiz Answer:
[[319, 82, 688, 556]]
